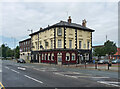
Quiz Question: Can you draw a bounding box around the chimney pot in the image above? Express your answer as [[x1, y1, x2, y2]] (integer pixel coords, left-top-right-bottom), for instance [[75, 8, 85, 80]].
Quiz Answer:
[[40, 27, 42, 30], [68, 16, 72, 23], [82, 19, 87, 27]]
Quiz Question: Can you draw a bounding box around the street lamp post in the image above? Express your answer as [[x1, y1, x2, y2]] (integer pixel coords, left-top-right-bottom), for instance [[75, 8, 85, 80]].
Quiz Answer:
[[27, 29, 33, 63]]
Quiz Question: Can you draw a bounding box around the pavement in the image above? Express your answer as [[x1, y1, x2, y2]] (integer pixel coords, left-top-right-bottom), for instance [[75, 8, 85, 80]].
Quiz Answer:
[[1, 60, 120, 89]]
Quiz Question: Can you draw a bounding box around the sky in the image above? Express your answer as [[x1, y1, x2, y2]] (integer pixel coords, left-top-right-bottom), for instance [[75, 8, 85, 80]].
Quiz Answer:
[[0, 0, 118, 48]]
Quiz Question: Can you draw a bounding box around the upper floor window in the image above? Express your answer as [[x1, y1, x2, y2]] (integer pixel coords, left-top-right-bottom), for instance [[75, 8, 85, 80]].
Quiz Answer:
[[79, 41, 81, 49], [87, 41, 90, 49], [69, 40, 72, 48], [57, 27, 62, 36], [35, 42, 37, 49], [84, 44, 86, 48], [45, 41, 48, 49], [58, 39, 62, 48]]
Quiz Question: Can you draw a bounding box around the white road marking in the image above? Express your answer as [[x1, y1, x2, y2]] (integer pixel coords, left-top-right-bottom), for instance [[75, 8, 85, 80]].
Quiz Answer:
[[64, 75, 78, 79], [0, 70, 2, 72], [24, 75, 43, 84], [5, 67, 10, 70], [18, 67, 26, 70], [97, 81, 120, 87], [54, 73, 64, 76], [11, 69, 20, 74], [92, 77, 109, 79]]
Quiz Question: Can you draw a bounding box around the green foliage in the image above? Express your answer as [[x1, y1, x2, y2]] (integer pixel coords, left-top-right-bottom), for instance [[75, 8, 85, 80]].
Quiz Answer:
[[93, 40, 117, 57], [104, 40, 117, 55], [15, 46, 20, 58], [93, 47, 105, 57], [0, 44, 19, 59]]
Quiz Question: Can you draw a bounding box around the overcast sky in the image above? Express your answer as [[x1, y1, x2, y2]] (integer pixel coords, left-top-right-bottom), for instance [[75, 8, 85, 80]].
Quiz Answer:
[[0, 1, 118, 48]]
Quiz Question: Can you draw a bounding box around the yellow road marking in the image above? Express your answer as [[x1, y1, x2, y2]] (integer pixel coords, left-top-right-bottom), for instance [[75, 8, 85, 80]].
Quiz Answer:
[[0, 82, 5, 89]]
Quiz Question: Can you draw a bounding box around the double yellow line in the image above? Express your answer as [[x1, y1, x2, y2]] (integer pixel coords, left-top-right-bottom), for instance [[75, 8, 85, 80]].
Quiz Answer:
[[0, 82, 5, 89]]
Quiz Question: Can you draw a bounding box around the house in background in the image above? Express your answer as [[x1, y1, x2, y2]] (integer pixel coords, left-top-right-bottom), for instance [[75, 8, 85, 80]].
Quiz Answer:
[[111, 48, 120, 59], [19, 38, 31, 61], [29, 16, 95, 64]]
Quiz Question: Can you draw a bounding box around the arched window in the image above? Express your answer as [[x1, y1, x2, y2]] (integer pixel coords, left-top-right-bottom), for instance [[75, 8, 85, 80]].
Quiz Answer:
[[48, 53, 50, 60], [42, 54, 45, 60], [45, 54, 47, 60], [72, 53, 75, 60], [66, 53, 70, 61], [51, 53, 54, 61]]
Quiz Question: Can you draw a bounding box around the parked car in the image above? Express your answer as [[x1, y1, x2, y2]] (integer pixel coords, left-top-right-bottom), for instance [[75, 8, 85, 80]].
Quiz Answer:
[[112, 59, 120, 64], [104, 59, 109, 64], [98, 60, 105, 64], [17, 59, 26, 63], [98, 59, 109, 64]]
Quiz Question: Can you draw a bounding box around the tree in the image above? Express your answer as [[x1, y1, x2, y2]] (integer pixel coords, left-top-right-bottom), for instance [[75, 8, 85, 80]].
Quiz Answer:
[[93, 47, 105, 59], [104, 40, 117, 55], [1, 44, 7, 58], [0, 44, 15, 58], [14, 46, 20, 58], [93, 40, 117, 59]]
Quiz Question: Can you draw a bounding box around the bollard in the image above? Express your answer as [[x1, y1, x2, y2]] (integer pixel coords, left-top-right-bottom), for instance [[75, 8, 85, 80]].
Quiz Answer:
[[85, 61, 86, 68], [95, 61, 97, 69], [108, 63, 109, 70]]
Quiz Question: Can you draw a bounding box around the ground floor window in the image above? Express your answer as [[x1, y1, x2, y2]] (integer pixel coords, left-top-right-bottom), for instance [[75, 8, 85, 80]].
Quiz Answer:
[[66, 53, 70, 61], [51, 53, 54, 61], [45, 54, 47, 60], [72, 53, 75, 60], [42, 54, 44, 60], [48, 53, 50, 60]]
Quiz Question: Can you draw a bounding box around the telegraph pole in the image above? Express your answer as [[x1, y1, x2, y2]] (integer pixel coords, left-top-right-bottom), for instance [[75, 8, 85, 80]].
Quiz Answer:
[[106, 35, 107, 41]]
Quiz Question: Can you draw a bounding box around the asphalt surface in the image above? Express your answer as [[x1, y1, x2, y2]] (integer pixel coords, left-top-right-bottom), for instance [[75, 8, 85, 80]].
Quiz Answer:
[[1, 60, 120, 88]]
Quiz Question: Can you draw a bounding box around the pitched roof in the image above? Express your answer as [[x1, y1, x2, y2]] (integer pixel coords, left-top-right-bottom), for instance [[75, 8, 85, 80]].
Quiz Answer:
[[29, 20, 95, 36]]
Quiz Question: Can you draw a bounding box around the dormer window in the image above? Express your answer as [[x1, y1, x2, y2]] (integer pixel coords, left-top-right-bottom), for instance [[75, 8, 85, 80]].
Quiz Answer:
[[57, 27, 62, 36]]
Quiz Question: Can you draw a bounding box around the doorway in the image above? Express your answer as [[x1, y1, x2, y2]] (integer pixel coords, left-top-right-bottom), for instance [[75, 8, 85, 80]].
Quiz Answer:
[[57, 53, 62, 65]]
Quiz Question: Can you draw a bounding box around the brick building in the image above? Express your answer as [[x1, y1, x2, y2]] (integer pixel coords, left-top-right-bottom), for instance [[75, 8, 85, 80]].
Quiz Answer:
[[19, 38, 31, 61]]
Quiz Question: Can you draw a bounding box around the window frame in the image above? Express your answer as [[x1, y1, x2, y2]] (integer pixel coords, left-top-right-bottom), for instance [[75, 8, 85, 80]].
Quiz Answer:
[[69, 40, 72, 49], [79, 40, 82, 49], [57, 27, 62, 36], [58, 39, 62, 48]]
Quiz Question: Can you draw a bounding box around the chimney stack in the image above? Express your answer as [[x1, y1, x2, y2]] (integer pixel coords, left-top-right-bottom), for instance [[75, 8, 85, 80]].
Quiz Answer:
[[40, 27, 42, 30], [68, 16, 72, 23], [82, 19, 87, 27]]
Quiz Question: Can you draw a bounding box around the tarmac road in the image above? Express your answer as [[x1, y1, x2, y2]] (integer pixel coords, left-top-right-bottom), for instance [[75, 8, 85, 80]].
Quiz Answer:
[[1, 60, 120, 89]]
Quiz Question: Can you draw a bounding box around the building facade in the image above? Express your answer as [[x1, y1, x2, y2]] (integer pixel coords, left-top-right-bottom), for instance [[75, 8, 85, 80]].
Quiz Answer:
[[29, 16, 95, 64], [19, 38, 31, 61], [111, 48, 120, 59]]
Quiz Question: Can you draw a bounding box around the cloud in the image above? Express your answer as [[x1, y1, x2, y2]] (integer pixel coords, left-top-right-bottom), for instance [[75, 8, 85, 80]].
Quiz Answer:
[[0, 2, 118, 47]]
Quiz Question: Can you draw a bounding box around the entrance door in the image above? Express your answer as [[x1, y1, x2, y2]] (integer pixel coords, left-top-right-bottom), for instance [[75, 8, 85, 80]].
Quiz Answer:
[[57, 53, 62, 65]]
